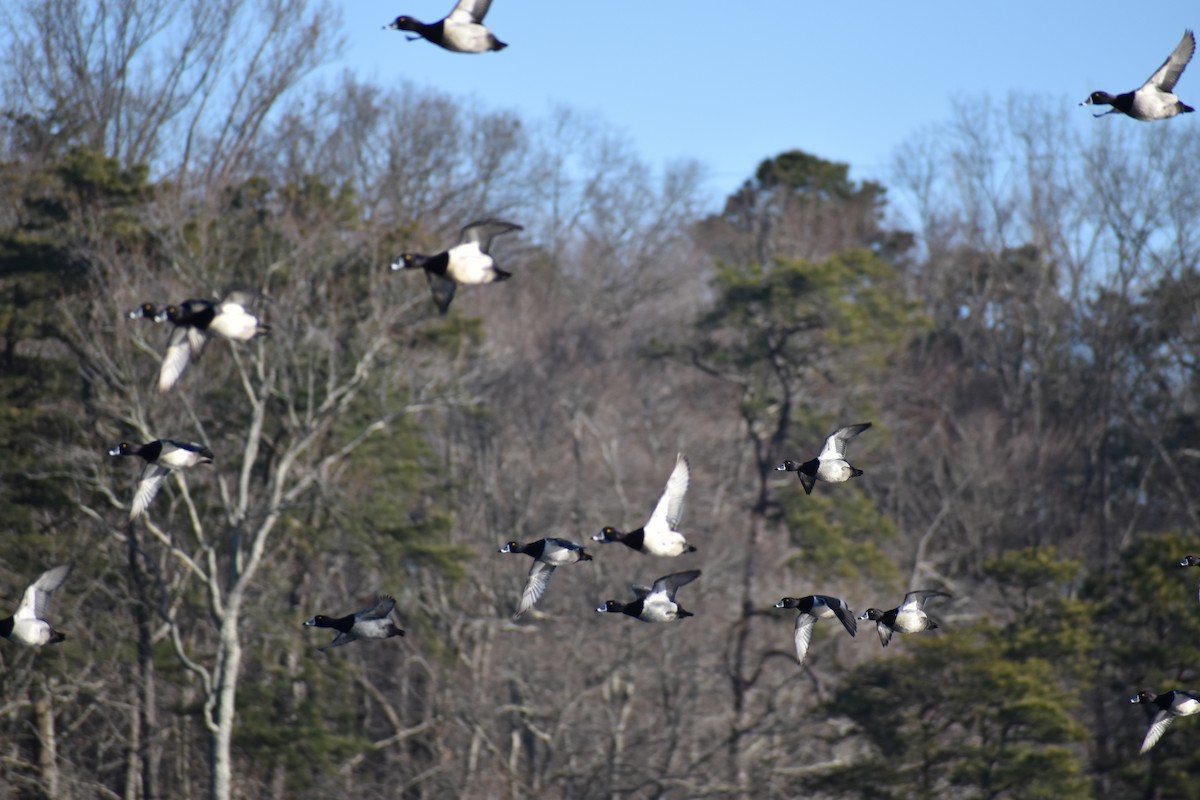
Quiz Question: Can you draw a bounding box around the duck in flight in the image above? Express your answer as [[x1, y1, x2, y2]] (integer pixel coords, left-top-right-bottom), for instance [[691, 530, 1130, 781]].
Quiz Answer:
[[593, 453, 697, 557], [1, 563, 73, 647], [384, 0, 507, 53], [390, 220, 521, 314], [596, 570, 701, 623], [154, 296, 269, 393], [304, 596, 405, 652], [109, 439, 214, 519], [859, 589, 949, 647], [775, 594, 857, 665], [1083, 29, 1195, 120], [776, 422, 872, 495], [500, 538, 592, 618]]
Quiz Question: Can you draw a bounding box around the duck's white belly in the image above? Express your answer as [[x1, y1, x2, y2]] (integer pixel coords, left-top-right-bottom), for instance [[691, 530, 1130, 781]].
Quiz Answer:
[[9, 619, 53, 646], [159, 448, 201, 469], [443, 23, 492, 53], [1132, 91, 1181, 120], [446, 243, 496, 284], [1175, 697, 1200, 716], [817, 460, 854, 483], [892, 609, 929, 633], [209, 307, 259, 340], [639, 596, 678, 623], [641, 523, 690, 557]]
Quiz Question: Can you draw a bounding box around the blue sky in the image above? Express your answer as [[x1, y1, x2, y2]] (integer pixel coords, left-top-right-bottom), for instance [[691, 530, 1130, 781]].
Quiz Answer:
[[335, 1, 1196, 209]]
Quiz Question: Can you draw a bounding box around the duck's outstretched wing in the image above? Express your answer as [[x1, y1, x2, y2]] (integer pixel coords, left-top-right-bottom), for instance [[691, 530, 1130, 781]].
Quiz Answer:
[[875, 620, 895, 648], [158, 325, 207, 393], [651, 570, 701, 601], [792, 613, 817, 665], [516, 562, 555, 618], [647, 453, 689, 530], [16, 563, 73, 621], [131, 463, 170, 519], [1146, 29, 1195, 92], [820, 422, 872, 460], [358, 596, 396, 620], [900, 589, 949, 612], [425, 271, 457, 314], [1140, 710, 1175, 753], [319, 632, 357, 652], [459, 219, 522, 253], [449, 0, 493, 24], [820, 595, 858, 637]]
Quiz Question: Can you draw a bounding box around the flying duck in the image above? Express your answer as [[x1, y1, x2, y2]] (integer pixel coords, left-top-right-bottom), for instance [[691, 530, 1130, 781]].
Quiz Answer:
[[154, 296, 269, 393], [1, 563, 73, 647], [1083, 29, 1195, 120], [384, 0, 507, 53], [775, 595, 858, 665], [109, 439, 214, 519], [859, 589, 949, 647], [776, 422, 872, 495], [304, 596, 405, 652], [596, 570, 701, 623], [1130, 689, 1200, 753], [593, 453, 696, 557], [390, 220, 521, 314], [500, 538, 593, 618]]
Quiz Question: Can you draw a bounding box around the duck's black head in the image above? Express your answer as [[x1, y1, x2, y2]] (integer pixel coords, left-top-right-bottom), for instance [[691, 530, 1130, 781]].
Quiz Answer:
[[499, 541, 523, 554], [305, 615, 334, 628], [390, 252, 428, 272], [127, 302, 158, 320], [1181, 555, 1200, 567], [592, 526, 623, 544], [596, 600, 625, 614], [775, 597, 801, 610], [775, 460, 798, 472], [108, 442, 135, 457], [1083, 91, 1116, 107], [1130, 690, 1157, 705], [384, 16, 421, 32], [859, 608, 882, 622], [154, 305, 182, 323]]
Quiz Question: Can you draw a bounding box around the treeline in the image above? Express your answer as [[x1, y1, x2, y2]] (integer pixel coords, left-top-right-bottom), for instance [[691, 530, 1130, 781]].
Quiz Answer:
[[2, 2, 1200, 799]]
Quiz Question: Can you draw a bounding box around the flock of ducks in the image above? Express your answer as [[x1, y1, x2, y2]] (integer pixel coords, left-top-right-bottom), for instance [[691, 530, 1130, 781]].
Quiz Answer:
[[3, 3, 1199, 769]]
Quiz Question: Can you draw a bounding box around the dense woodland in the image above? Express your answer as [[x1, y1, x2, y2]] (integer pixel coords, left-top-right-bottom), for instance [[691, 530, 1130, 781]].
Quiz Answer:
[[3, 1, 1200, 799]]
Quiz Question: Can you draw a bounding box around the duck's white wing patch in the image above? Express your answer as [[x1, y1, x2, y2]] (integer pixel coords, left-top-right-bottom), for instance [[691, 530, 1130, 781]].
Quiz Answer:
[[1141, 711, 1175, 753], [20, 563, 72, 620], [516, 561, 555, 618], [901, 589, 947, 611], [449, 0, 492, 24], [820, 423, 871, 460], [131, 463, 170, 519], [158, 327, 198, 393], [793, 613, 817, 665], [647, 453, 689, 530], [1146, 29, 1195, 92]]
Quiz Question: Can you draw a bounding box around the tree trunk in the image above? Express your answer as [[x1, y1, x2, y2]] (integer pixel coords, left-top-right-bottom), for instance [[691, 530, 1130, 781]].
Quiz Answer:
[[211, 598, 244, 800], [34, 684, 58, 799]]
